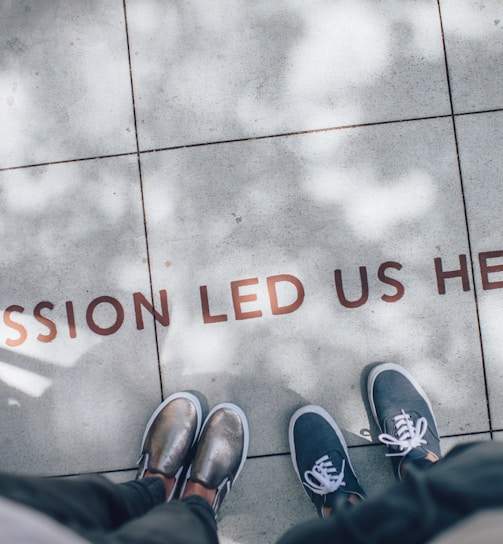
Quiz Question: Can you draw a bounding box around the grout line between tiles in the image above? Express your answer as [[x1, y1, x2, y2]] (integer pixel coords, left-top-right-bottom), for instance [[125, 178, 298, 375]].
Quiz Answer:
[[59, 427, 498, 477], [0, 115, 451, 173], [437, 0, 493, 437], [135, 114, 454, 155], [0, 150, 139, 173], [2, 110, 503, 174], [122, 0, 164, 401], [456, 108, 503, 118], [229, 429, 498, 462], [440, 430, 493, 440]]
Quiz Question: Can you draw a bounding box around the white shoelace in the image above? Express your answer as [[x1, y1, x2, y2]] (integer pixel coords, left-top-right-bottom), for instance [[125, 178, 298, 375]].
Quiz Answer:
[[303, 454, 346, 495], [378, 409, 428, 457]]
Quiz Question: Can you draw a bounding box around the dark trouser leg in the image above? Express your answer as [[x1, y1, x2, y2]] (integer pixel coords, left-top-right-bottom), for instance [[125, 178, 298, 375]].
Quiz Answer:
[[107, 495, 218, 544], [0, 472, 218, 544], [278, 441, 503, 544], [0, 472, 164, 536]]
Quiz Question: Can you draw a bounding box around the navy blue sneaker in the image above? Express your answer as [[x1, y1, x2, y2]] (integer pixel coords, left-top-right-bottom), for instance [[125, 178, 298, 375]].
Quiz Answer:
[[368, 363, 442, 480], [289, 405, 365, 518]]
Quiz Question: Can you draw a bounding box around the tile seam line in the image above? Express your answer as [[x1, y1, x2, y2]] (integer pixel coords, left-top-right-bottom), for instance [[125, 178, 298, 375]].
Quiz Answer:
[[137, 114, 453, 155], [122, 0, 164, 400], [246, 429, 496, 460], [0, 114, 466, 173], [0, 117, 442, 172], [59, 428, 498, 476], [0, 151, 138, 173], [437, 0, 493, 437], [3, 110, 503, 173]]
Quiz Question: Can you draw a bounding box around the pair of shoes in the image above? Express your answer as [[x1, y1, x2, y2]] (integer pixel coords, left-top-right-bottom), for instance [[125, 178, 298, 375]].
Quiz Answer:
[[290, 363, 441, 517], [137, 392, 249, 514]]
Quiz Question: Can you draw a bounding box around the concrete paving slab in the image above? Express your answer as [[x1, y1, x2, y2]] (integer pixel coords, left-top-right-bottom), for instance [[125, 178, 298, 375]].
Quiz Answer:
[[141, 116, 489, 459], [0, 156, 161, 475], [0, 1, 501, 542], [441, 0, 503, 114], [102, 469, 137, 484], [0, 1, 136, 169], [441, 432, 491, 452], [127, 0, 450, 151], [455, 110, 503, 431]]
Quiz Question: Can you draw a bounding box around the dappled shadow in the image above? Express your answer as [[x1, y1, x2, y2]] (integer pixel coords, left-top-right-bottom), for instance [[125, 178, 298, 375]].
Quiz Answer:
[[127, 0, 452, 149], [0, 155, 163, 475], [0, 0, 501, 522], [143, 113, 487, 457], [0, 0, 136, 168]]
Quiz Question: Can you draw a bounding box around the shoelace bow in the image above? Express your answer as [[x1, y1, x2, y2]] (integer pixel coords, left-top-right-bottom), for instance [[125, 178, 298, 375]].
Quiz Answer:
[[379, 409, 428, 457], [303, 454, 346, 495]]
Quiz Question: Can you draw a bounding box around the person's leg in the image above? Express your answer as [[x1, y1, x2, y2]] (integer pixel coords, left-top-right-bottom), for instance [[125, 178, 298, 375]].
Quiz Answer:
[[279, 441, 503, 544], [279, 363, 502, 544], [107, 403, 249, 544], [0, 471, 215, 544], [101, 494, 218, 544], [0, 472, 165, 534], [0, 391, 203, 539], [0, 394, 249, 544]]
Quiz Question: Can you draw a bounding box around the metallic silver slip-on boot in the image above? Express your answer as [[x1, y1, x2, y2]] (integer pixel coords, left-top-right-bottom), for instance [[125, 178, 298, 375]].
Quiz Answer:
[[137, 391, 203, 501], [181, 403, 249, 515]]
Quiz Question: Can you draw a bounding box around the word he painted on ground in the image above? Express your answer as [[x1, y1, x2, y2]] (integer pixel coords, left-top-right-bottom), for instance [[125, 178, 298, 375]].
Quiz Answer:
[[1, 252, 503, 347]]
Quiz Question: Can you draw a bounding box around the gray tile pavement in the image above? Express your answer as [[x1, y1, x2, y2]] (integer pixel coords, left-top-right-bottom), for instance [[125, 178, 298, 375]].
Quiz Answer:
[[0, 156, 161, 475], [143, 117, 488, 459], [0, 1, 135, 168], [456, 110, 503, 430], [441, 0, 503, 113], [0, 1, 502, 542], [127, 0, 450, 150]]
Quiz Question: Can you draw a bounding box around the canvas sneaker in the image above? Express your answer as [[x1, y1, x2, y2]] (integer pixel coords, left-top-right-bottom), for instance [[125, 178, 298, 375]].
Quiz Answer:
[[367, 362, 442, 480], [289, 405, 365, 518]]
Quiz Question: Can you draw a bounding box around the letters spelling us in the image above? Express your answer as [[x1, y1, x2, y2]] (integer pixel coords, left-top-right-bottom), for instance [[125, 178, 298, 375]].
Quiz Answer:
[[1, 252, 502, 347]]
